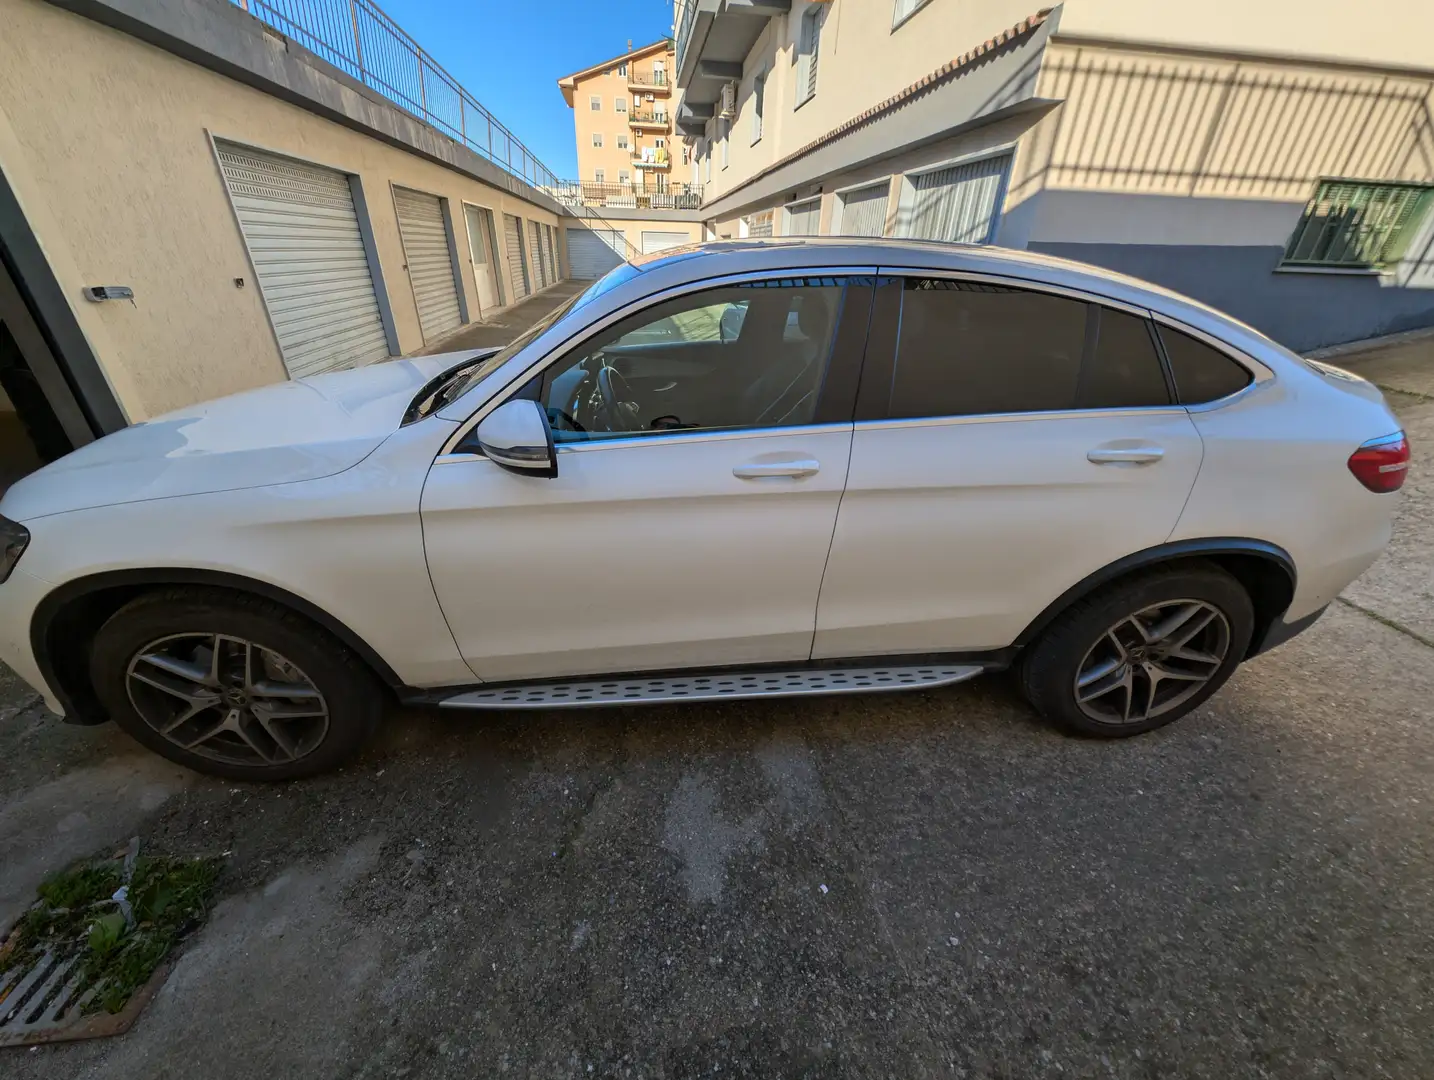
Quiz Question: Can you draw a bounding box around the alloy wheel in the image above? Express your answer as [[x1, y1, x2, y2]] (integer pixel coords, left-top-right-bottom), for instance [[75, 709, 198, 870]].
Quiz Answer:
[[125, 633, 330, 767], [1073, 599, 1231, 725]]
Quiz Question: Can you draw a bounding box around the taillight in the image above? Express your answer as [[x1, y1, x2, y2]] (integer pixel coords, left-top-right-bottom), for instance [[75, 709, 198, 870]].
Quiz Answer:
[[1348, 432, 1410, 493]]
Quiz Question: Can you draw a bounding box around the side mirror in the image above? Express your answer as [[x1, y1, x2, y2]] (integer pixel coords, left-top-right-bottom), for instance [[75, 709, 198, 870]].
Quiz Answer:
[[474, 399, 557, 478]]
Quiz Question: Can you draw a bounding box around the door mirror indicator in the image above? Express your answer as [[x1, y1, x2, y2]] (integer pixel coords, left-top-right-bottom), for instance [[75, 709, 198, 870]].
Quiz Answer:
[[474, 399, 558, 478]]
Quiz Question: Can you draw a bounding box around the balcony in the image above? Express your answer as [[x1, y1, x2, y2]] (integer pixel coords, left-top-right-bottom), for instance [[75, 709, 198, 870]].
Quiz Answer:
[[629, 110, 670, 130], [675, 0, 790, 105], [627, 69, 671, 94], [550, 180, 703, 211], [632, 151, 672, 170]]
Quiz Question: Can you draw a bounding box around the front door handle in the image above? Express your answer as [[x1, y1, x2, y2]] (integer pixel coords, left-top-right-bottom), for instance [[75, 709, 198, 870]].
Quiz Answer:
[[1087, 446, 1165, 465], [733, 459, 820, 480]]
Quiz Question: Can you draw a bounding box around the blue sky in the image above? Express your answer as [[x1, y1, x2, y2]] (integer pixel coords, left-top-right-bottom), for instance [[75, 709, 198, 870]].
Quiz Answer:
[[379, 0, 675, 179]]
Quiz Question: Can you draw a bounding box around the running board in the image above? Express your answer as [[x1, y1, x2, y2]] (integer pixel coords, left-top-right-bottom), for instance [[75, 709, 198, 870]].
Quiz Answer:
[[437, 663, 984, 710]]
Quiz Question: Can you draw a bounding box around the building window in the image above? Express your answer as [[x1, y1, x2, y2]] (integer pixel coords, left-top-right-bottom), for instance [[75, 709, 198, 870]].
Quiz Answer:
[[705, 146, 712, 183], [589, 95, 601, 111], [797, 6, 825, 106], [634, 94, 643, 109], [592, 133, 603, 148], [617, 62, 628, 77], [617, 133, 629, 150], [655, 136, 666, 149], [619, 169, 631, 185], [1281, 179, 1434, 270], [682, 145, 690, 166], [595, 169, 605, 183], [616, 97, 627, 112], [892, 0, 933, 29], [752, 71, 766, 143], [720, 119, 729, 169]]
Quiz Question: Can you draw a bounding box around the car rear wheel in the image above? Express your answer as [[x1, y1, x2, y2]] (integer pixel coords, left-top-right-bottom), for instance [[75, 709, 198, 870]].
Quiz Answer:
[[1020, 563, 1254, 737], [90, 588, 384, 780]]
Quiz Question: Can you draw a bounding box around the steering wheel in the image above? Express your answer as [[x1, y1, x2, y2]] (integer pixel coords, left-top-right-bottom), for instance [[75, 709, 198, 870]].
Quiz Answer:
[[597, 363, 641, 432]]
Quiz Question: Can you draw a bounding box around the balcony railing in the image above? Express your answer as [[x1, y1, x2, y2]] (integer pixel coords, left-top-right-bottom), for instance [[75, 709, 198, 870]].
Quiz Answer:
[[628, 69, 670, 89], [230, 0, 559, 191], [629, 110, 670, 127], [675, 2, 699, 78], [550, 181, 703, 211]]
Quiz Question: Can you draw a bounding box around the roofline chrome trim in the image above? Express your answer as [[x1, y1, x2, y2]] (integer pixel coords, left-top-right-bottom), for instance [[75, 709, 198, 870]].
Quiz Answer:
[[872, 264, 1153, 318], [438, 266, 880, 455]]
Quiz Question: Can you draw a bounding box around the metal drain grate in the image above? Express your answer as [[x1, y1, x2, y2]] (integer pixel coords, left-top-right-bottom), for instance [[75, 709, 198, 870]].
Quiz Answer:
[[0, 947, 171, 1047], [441, 664, 983, 710]]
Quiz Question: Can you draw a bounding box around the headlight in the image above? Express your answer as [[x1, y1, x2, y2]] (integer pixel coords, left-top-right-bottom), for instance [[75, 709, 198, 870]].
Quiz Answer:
[[0, 515, 29, 583]]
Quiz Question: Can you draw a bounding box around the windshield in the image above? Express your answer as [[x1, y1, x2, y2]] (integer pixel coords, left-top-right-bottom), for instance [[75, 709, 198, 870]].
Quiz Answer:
[[439, 291, 585, 406]]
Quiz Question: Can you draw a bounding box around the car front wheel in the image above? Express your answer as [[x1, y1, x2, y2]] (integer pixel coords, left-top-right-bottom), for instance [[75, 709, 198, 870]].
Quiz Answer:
[[90, 588, 384, 780], [1020, 563, 1255, 737]]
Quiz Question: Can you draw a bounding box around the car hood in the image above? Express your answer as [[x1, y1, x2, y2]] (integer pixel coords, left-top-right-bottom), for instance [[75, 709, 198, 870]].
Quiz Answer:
[[1, 351, 487, 522]]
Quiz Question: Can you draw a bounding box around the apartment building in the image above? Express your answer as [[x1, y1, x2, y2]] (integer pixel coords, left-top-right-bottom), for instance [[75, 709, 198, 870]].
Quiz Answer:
[[559, 41, 682, 196], [673, 0, 1434, 350]]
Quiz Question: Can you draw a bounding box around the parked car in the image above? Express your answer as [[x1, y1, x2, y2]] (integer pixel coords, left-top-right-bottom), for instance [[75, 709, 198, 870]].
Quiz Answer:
[[0, 240, 1408, 779]]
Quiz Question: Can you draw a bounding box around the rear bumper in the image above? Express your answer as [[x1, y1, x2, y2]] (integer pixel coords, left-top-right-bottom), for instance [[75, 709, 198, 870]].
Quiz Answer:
[[1249, 604, 1328, 658], [0, 566, 64, 715]]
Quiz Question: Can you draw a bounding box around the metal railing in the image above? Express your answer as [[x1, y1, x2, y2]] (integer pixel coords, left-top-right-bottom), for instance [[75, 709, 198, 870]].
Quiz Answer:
[[629, 110, 670, 126], [675, 1, 699, 78], [231, 0, 559, 191], [549, 181, 704, 211], [628, 69, 670, 89]]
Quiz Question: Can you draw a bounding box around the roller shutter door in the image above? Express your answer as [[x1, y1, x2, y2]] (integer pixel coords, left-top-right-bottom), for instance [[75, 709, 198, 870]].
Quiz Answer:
[[543, 225, 560, 282], [900, 154, 1011, 245], [393, 187, 462, 343], [531, 221, 551, 289], [566, 228, 625, 279], [215, 142, 389, 378], [785, 200, 820, 236], [746, 211, 773, 238], [640, 230, 689, 254], [836, 183, 889, 237], [503, 214, 531, 300]]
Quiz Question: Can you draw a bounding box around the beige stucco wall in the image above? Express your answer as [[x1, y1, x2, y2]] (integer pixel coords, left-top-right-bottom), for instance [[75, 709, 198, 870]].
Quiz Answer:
[[570, 47, 676, 187], [0, 0, 565, 421], [566, 216, 702, 254], [1054, 0, 1434, 72]]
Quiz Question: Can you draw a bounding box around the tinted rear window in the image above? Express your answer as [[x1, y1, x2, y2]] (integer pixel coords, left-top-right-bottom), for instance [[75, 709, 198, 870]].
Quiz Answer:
[[889, 281, 1086, 418], [1080, 308, 1170, 409], [1160, 327, 1253, 404]]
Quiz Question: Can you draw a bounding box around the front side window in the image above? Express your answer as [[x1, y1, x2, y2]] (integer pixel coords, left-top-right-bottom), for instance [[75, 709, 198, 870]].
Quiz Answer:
[[887, 280, 1171, 419], [1159, 326, 1253, 405], [538, 279, 847, 443]]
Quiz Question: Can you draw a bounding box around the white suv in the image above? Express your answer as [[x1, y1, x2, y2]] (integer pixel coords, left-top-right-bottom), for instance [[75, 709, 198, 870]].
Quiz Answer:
[[0, 241, 1408, 779]]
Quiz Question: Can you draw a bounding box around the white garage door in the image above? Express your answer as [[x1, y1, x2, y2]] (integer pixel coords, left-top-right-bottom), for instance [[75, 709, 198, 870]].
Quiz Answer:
[[393, 187, 462, 343], [640, 230, 690, 255], [503, 214, 531, 301], [567, 228, 626, 279], [901, 153, 1011, 245], [215, 142, 390, 378], [836, 183, 890, 237], [529, 220, 549, 290]]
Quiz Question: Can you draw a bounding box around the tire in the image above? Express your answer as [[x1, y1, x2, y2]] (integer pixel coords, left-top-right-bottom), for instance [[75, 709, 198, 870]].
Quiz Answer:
[[1019, 562, 1254, 738], [90, 588, 384, 780]]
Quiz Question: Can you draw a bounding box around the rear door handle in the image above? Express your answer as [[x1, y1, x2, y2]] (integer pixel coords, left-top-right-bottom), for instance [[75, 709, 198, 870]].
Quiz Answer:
[[733, 459, 820, 479], [1087, 446, 1165, 465]]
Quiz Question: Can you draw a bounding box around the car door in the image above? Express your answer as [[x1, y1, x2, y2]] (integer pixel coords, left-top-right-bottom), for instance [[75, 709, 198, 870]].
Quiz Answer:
[[813, 275, 1205, 659], [422, 273, 874, 683]]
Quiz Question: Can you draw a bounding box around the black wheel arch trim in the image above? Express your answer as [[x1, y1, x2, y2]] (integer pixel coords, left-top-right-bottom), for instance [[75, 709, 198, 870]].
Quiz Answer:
[[31, 568, 407, 725], [1012, 537, 1297, 652]]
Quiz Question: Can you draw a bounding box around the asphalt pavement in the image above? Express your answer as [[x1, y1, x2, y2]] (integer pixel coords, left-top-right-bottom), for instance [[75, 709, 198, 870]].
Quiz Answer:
[[2, 335, 1432, 1079]]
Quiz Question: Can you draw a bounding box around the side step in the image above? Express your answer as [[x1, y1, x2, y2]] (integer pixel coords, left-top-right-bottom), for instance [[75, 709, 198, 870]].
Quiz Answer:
[[438, 663, 984, 710]]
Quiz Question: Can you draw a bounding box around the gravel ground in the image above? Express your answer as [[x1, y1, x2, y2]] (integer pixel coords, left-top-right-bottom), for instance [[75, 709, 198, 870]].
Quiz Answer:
[[1, 345, 1431, 1079]]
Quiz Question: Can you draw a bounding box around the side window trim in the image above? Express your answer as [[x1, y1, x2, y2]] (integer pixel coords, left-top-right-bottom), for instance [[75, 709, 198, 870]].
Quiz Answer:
[[858, 274, 1180, 424], [440, 267, 880, 456]]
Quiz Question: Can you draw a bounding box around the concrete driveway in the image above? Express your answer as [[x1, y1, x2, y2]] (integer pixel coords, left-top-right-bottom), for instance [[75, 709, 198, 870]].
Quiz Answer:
[[3, 339, 1433, 1079]]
